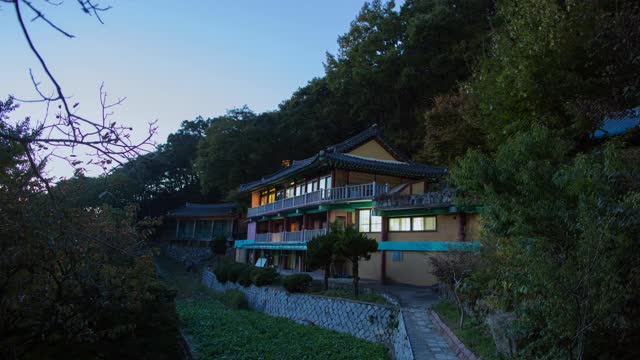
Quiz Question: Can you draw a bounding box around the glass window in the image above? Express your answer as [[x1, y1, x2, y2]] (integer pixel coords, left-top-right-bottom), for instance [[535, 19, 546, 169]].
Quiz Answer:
[[392, 251, 403, 262], [296, 183, 305, 196], [371, 214, 382, 232], [358, 209, 371, 232], [285, 186, 294, 199], [413, 217, 424, 231], [276, 189, 285, 201], [424, 216, 437, 231], [319, 177, 327, 190], [389, 217, 411, 231], [306, 181, 313, 193], [325, 176, 332, 189], [267, 189, 276, 203], [260, 191, 268, 205]]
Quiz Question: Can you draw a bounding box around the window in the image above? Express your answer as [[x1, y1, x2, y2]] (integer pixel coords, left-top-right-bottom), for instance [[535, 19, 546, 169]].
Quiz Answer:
[[358, 209, 371, 232], [260, 191, 268, 205], [306, 181, 314, 194], [358, 209, 382, 232], [389, 217, 411, 231], [267, 189, 276, 203], [285, 186, 294, 199], [389, 216, 437, 232], [371, 214, 382, 232], [295, 183, 305, 196], [392, 251, 403, 262], [276, 189, 285, 201]]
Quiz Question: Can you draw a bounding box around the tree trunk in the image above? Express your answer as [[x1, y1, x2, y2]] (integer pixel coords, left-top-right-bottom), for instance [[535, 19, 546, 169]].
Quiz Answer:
[[353, 258, 359, 297], [324, 266, 329, 290]]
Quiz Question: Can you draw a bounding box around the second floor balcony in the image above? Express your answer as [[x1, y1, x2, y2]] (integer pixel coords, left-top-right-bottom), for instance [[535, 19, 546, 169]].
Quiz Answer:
[[255, 228, 327, 244], [248, 182, 388, 217]]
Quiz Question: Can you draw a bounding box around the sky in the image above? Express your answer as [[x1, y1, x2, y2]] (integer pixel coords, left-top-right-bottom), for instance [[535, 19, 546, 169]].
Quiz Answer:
[[1, 0, 373, 178]]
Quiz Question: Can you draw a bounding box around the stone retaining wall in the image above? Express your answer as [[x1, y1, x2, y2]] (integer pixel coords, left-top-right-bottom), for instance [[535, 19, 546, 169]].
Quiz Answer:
[[202, 270, 413, 360]]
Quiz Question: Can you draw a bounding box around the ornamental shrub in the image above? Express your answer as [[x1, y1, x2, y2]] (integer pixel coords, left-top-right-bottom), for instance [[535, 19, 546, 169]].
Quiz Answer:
[[282, 274, 313, 293], [227, 263, 250, 283], [213, 262, 229, 283], [237, 267, 253, 287], [221, 289, 249, 310], [250, 267, 279, 286]]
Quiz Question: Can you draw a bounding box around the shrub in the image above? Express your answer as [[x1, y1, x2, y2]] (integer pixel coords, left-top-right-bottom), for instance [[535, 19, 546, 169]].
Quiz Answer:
[[227, 263, 250, 283], [221, 289, 249, 310], [210, 234, 228, 256], [238, 267, 253, 287], [250, 267, 279, 286], [282, 274, 313, 293], [213, 262, 229, 283]]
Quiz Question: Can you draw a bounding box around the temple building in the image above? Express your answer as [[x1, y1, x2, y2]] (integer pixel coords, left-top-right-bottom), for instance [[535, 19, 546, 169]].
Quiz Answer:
[[234, 125, 480, 286]]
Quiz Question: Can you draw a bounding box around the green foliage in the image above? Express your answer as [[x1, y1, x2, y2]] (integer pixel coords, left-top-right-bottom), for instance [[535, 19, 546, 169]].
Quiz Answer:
[[227, 262, 250, 283], [282, 274, 313, 293], [333, 224, 379, 297], [211, 234, 228, 256], [250, 266, 279, 287], [177, 299, 387, 359], [306, 223, 341, 290], [213, 262, 230, 283], [433, 301, 498, 360], [221, 289, 249, 310], [237, 266, 254, 287], [450, 1, 640, 357]]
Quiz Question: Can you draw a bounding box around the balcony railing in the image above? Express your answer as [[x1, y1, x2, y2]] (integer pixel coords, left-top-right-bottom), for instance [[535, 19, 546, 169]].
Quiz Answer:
[[254, 228, 328, 244], [248, 182, 387, 217], [374, 189, 453, 210]]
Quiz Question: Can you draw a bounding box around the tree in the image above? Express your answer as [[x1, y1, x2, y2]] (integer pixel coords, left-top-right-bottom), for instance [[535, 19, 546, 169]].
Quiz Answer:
[[430, 251, 478, 329], [449, 1, 640, 357], [334, 225, 378, 297], [306, 223, 341, 290]]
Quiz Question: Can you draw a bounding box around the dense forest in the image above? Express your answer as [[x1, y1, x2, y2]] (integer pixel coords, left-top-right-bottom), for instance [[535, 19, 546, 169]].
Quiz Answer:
[[3, 0, 639, 358]]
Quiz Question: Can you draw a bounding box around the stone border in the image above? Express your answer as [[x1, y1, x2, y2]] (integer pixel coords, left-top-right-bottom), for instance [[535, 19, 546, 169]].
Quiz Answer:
[[430, 310, 480, 360]]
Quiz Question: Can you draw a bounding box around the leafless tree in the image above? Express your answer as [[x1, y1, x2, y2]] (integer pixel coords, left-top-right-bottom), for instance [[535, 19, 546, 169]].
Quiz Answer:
[[1, 0, 157, 195]]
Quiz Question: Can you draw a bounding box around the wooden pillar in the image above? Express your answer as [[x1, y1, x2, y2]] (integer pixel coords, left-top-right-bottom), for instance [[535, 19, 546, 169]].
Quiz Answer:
[[380, 215, 388, 284], [457, 213, 467, 241]]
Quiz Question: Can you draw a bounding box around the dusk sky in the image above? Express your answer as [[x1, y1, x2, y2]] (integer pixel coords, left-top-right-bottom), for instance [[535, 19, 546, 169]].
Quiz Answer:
[[2, 1, 376, 178]]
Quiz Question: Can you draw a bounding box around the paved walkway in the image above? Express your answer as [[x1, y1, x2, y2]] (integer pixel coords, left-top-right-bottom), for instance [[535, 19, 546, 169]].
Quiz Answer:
[[279, 270, 459, 360]]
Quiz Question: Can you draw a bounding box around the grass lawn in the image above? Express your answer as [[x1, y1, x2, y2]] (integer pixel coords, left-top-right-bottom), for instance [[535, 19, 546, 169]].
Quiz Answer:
[[432, 301, 500, 360], [156, 256, 387, 360], [310, 289, 389, 305]]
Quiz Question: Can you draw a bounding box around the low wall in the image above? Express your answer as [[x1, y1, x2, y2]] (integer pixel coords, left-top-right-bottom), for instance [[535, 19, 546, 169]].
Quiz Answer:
[[202, 270, 413, 360]]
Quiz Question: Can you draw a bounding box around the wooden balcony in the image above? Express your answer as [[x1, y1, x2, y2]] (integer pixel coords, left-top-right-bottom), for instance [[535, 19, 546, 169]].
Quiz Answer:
[[374, 189, 453, 210], [254, 228, 328, 244], [247, 182, 387, 217]]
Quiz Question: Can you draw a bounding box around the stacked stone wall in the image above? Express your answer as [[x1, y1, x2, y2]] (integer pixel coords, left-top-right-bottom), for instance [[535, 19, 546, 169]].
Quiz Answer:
[[202, 270, 413, 360]]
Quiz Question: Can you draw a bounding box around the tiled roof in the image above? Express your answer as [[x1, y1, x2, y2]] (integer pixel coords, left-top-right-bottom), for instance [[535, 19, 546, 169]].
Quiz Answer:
[[594, 108, 640, 138], [167, 202, 237, 218], [238, 125, 446, 192]]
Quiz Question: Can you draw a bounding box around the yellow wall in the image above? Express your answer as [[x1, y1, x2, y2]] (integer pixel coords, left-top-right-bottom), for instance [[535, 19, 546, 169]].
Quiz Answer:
[[384, 251, 441, 286], [466, 213, 481, 241], [347, 139, 398, 161], [355, 252, 382, 281], [411, 181, 425, 194], [348, 171, 375, 185], [334, 169, 349, 187]]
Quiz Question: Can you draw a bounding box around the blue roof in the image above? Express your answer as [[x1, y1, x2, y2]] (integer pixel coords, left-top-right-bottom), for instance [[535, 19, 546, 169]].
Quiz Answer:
[[594, 109, 640, 138]]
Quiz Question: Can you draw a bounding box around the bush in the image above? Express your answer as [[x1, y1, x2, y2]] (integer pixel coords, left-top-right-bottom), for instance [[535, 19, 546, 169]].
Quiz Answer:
[[213, 262, 230, 283], [221, 289, 249, 310], [238, 267, 253, 287], [250, 267, 279, 286], [227, 263, 250, 283], [282, 274, 313, 293]]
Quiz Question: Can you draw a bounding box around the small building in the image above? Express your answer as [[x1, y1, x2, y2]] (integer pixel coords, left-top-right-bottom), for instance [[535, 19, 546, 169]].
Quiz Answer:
[[166, 202, 239, 247], [235, 125, 481, 286]]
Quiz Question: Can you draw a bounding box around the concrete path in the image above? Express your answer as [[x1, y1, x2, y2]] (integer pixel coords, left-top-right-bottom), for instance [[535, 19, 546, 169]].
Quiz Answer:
[[403, 307, 457, 360]]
